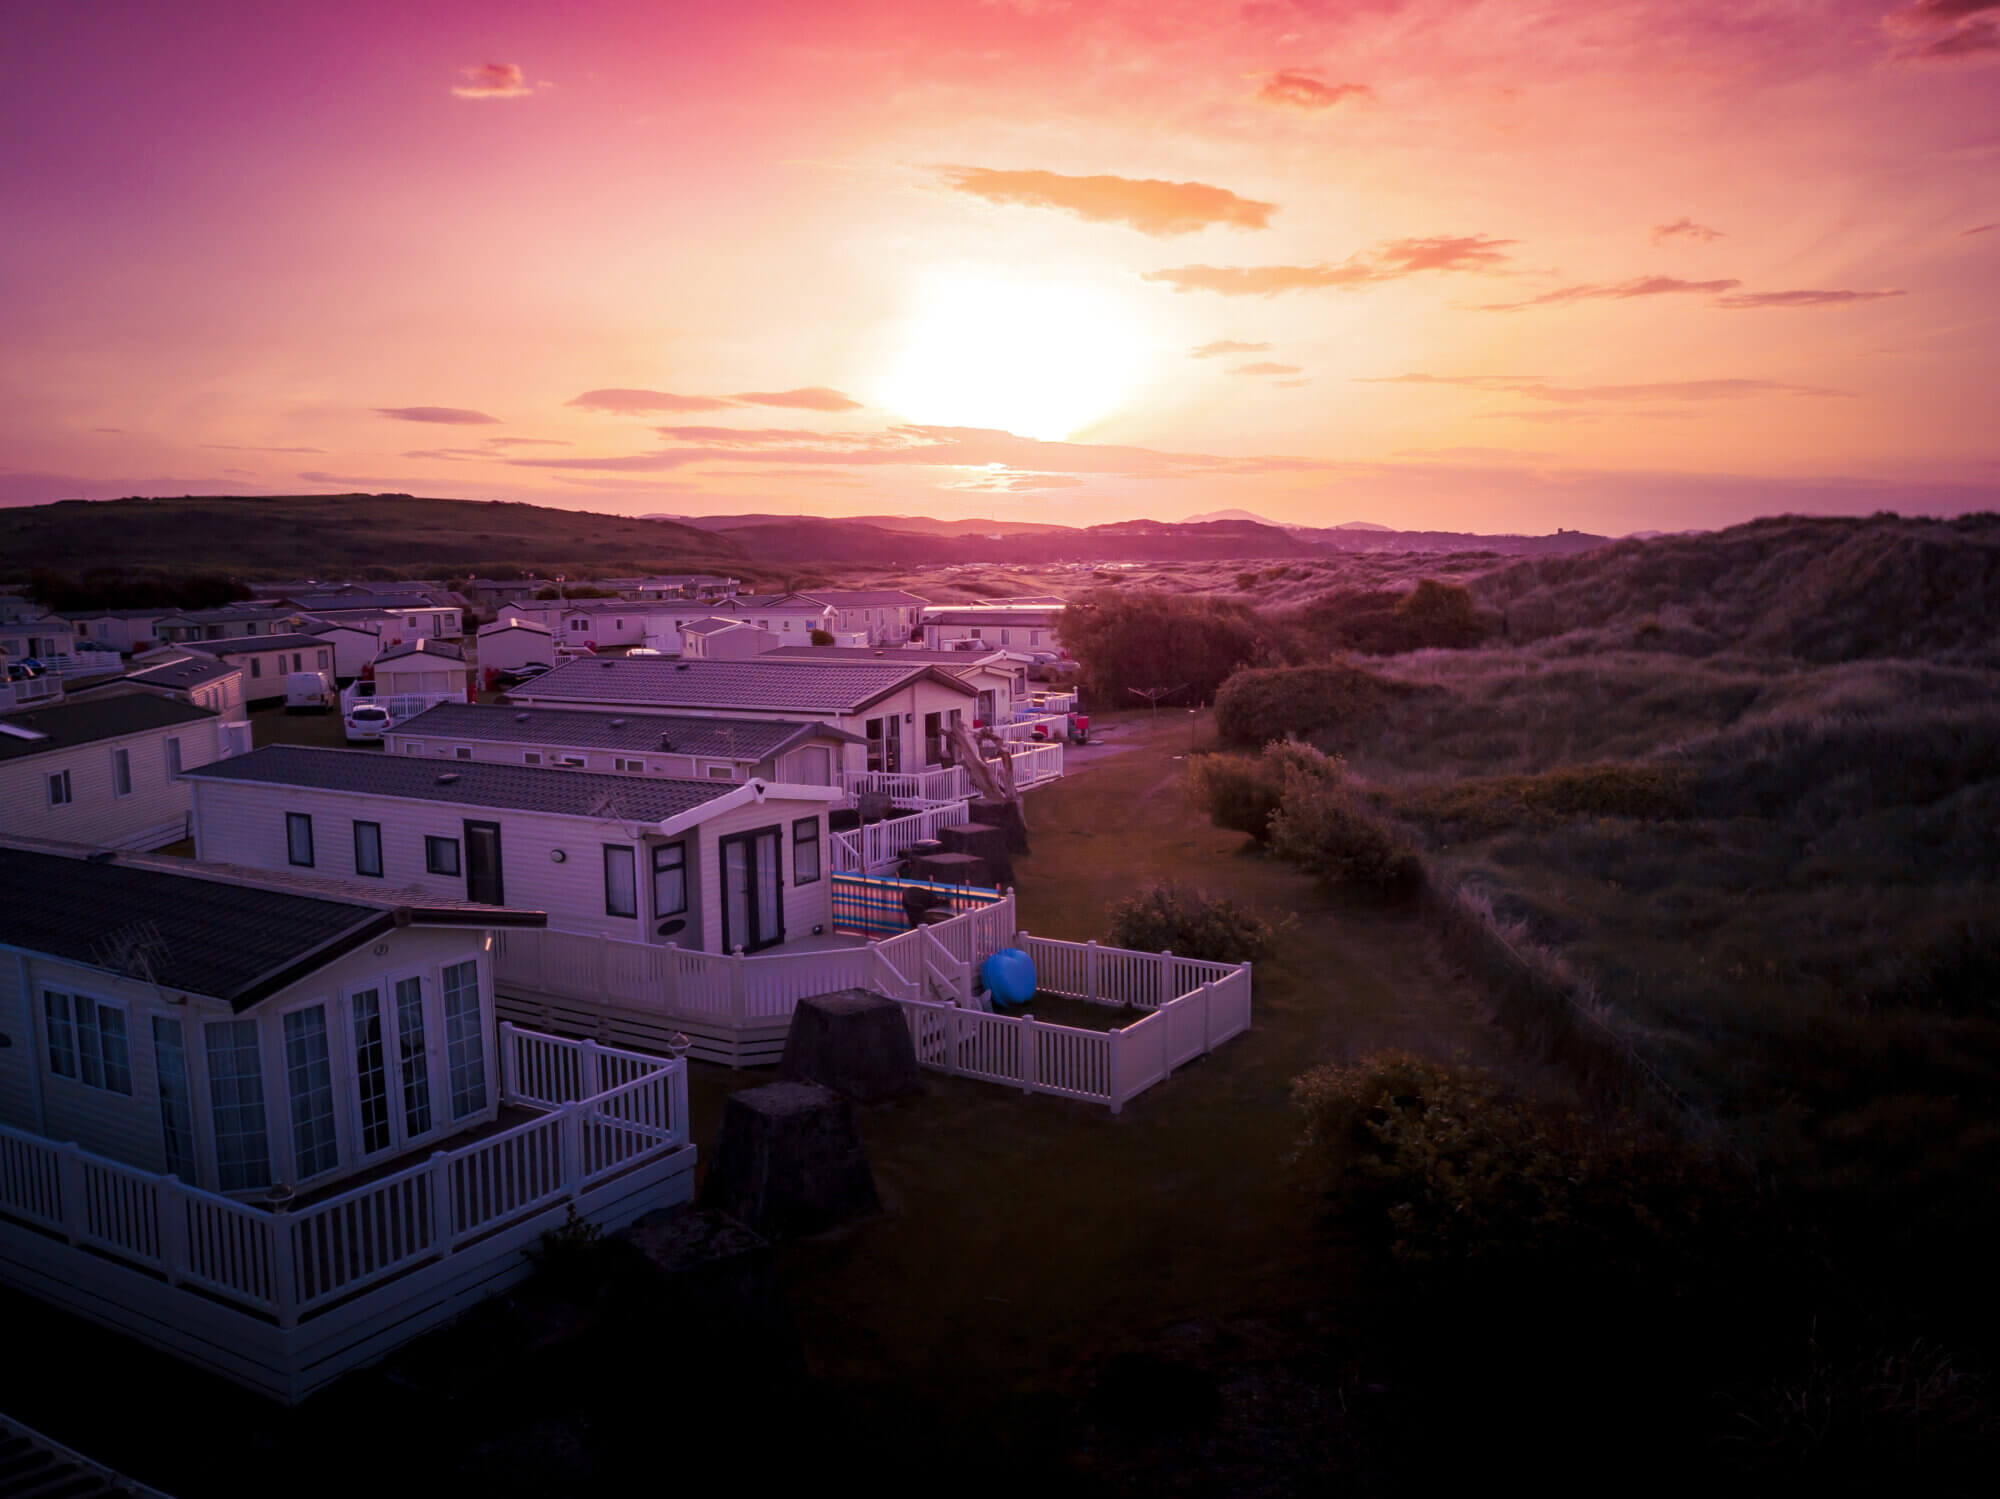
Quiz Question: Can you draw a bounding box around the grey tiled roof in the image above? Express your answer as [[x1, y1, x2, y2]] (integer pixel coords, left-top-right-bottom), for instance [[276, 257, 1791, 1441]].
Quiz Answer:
[[477, 619, 550, 636], [186, 633, 335, 655], [0, 691, 215, 761], [680, 617, 749, 635], [393, 702, 858, 757], [765, 646, 1011, 667], [187, 744, 744, 821], [800, 590, 928, 608], [0, 842, 541, 1013], [507, 656, 974, 714], [124, 656, 242, 689], [921, 607, 1064, 625], [376, 638, 466, 664]]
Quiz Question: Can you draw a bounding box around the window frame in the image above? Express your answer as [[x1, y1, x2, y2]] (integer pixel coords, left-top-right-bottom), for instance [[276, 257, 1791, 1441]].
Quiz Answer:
[[112, 746, 133, 798], [651, 840, 688, 917], [47, 768, 72, 806], [166, 736, 183, 780], [286, 811, 315, 867], [353, 819, 384, 877], [425, 834, 461, 877], [603, 843, 639, 918], [793, 816, 821, 886], [279, 1002, 341, 1183]]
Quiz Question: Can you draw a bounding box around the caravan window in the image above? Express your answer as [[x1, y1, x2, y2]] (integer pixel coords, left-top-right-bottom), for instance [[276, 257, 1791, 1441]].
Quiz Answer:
[[652, 842, 687, 916], [793, 818, 821, 885], [425, 835, 460, 876], [603, 845, 638, 917], [353, 820, 383, 877], [286, 812, 315, 867], [282, 1007, 339, 1180], [205, 1019, 271, 1191], [44, 992, 132, 1095]]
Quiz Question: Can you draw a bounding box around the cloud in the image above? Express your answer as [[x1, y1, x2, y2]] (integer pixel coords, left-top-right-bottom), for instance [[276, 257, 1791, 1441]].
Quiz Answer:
[[92, 426, 124, 434], [1899, 0, 2000, 19], [400, 448, 488, 460], [938, 166, 1275, 235], [1474, 275, 1742, 311], [375, 406, 499, 425], [1477, 409, 1600, 424], [1229, 362, 1303, 375], [481, 436, 571, 447], [1361, 373, 1842, 401], [452, 63, 533, 100], [567, 389, 735, 414], [1190, 340, 1271, 358], [200, 443, 327, 453], [508, 423, 1339, 479], [1257, 71, 1372, 110], [1274, 379, 1312, 388], [1651, 218, 1725, 245], [1145, 234, 1513, 296], [1712, 288, 1909, 308], [1888, 2, 2000, 58], [1965, 223, 1998, 235], [1395, 446, 1555, 463], [730, 387, 864, 411]]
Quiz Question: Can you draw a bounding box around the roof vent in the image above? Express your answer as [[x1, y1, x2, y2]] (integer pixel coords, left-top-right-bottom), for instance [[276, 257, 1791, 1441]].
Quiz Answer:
[[514, 712, 529, 722], [436, 772, 460, 784], [658, 735, 674, 750], [609, 718, 626, 728], [600, 660, 615, 668], [675, 662, 690, 671]]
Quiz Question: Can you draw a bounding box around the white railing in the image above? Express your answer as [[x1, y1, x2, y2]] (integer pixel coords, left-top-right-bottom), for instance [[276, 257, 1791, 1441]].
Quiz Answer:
[[892, 957, 1252, 1112], [829, 799, 972, 874], [0, 1029, 686, 1328], [1003, 740, 1064, 787], [996, 712, 1069, 742], [1017, 935, 1238, 1008], [492, 893, 1019, 1028], [845, 766, 969, 803], [1025, 690, 1077, 716], [0, 675, 63, 710], [341, 683, 460, 726]]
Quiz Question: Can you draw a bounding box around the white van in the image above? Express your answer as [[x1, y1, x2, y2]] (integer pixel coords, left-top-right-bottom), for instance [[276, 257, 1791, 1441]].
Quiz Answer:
[[285, 670, 336, 712]]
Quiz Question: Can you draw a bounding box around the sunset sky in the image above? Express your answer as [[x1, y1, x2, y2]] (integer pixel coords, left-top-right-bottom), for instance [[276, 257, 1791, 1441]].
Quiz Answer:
[[5, 0, 1996, 534]]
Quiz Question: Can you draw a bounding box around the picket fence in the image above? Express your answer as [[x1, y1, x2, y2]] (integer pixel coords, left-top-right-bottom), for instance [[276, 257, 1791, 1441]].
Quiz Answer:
[[842, 739, 1064, 806], [0, 1029, 692, 1402], [829, 799, 972, 874]]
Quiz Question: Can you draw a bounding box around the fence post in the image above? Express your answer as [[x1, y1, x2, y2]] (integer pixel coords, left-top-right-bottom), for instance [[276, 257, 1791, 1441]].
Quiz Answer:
[[160, 1175, 187, 1285], [730, 949, 747, 1028], [560, 1104, 585, 1198], [56, 1142, 86, 1244], [428, 1149, 453, 1252], [1202, 981, 1214, 1053], [1021, 1015, 1037, 1094], [582, 1038, 602, 1098], [498, 1020, 519, 1102], [271, 1213, 300, 1329], [1158, 949, 1174, 1008], [662, 942, 679, 1014], [1086, 940, 1099, 1004]]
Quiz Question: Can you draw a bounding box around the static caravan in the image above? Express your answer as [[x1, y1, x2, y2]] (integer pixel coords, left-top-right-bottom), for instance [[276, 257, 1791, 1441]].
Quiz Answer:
[[475, 620, 555, 678], [504, 657, 978, 774], [679, 617, 777, 659], [0, 689, 224, 849], [384, 702, 862, 785], [920, 604, 1064, 654], [705, 592, 836, 642], [153, 605, 304, 645], [119, 654, 248, 721], [305, 621, 383, 682], [60, 608, 171, 655], [799, 590, 928, 646], [188, 634, 334, 705], [372, 638, 469, 700], [764, 645, 1032, 726], [188, 745, 846, 954]]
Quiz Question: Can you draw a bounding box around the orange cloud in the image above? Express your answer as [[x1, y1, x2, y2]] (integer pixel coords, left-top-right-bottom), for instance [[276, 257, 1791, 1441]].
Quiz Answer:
[[1257, 71, 1372, 111], [1362, 373, 1842, 402], [1712, 289, 1909, 308], [567, 389, 735, 413], [938, 166, 1275, 235], [1229, 361, 1303, 375], [1145, 234, 1513, 295], [1652, 217, 1725, 245], [1190, 339, 1271, 358], [375, 406, 499, 424], [730, 387, 864, 411], [1475, 275, 1742, 311], [451, 63, 532, 100]]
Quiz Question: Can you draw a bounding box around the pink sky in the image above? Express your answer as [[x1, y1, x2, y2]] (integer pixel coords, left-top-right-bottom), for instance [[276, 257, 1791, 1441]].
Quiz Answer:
[[4, 0, 1996, 533]]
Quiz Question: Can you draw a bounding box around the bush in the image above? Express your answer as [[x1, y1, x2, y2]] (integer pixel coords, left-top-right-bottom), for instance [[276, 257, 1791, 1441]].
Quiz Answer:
[[1388, 763, 1695, 838], [1188, 741, 1344, 842], [1269, 773, 1424, 897], [1104, 881, 1285, 964], [1061, 589, 1303, 705], [1212, 661, 1413, 748], [1281, 579, 1489, 655], [809, 628, 834, 646], [1291, 1051, 1744, 1277]]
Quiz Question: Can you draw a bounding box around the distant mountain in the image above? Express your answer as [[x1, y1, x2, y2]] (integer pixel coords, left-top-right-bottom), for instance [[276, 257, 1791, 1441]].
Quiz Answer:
[[1184, 508, 1280, 525], [1336, 521, 1393, 532]]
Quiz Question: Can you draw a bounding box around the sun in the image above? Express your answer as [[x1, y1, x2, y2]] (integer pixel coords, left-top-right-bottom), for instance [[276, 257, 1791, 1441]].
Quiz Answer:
[[874, 271, 1151, 442]]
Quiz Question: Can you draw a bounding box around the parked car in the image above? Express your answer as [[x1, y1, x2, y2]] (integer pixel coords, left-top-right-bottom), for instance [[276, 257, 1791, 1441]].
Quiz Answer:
[[76, 640, 120, 654], [495, 662, 551, 686], [343, 701, 393, 743]]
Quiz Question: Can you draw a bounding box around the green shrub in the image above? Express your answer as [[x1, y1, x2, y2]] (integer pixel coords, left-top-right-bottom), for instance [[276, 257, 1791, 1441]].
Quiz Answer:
[[1388, 763, 1695, 838], [1269, 773, 1424, 897], [809, 627, 834, 646], [1188, 741, 1344, 842], [1103, 882, 1285, 964], [1291, 1051, 1743, 1277], [1212, 661, 1412, 747], [1393, 577, 1487, 648], [1062, 590, 1303, 705]]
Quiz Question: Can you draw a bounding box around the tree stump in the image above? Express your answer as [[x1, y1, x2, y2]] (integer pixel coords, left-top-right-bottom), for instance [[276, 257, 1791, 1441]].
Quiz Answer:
[[939, 821, 1014, 888], [970, 798, 1031, 856], [780, 989, 922, 1102], [699, 1082, 880, 1239]]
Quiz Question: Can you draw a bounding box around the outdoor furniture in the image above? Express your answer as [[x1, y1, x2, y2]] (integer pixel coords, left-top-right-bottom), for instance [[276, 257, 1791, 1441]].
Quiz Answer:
[[908, 850, 987, 887], [779, 990, 922, 1102], [939, 821, 1014, 889]]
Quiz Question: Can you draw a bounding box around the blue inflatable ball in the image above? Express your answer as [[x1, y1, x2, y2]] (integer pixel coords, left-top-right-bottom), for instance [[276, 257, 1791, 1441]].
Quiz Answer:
[[982, 947, 1037, 1008]]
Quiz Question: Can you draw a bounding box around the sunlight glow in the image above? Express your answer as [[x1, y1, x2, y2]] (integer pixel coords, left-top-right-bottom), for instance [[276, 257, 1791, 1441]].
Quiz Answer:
[[875, 271, 1152, 441]]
